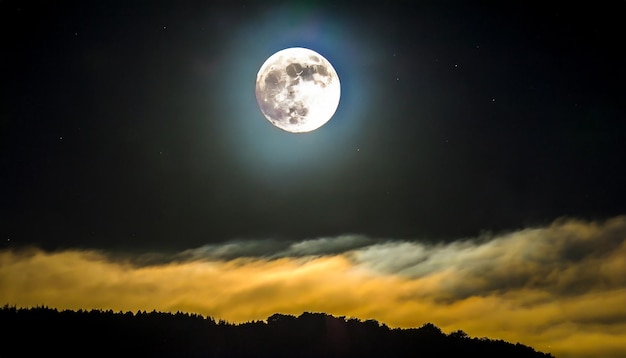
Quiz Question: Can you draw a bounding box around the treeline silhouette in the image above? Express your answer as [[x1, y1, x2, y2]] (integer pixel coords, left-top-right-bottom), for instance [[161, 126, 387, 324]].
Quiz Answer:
[[1, 305, 554, 357]]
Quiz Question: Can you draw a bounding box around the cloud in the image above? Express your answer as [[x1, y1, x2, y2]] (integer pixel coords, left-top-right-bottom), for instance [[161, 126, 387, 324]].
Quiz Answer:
[[281, 234, 375, 256], [177, 234, 374, 260], [176, 239, 288, 260], [1, 216, 625, 358], [350, 216, 626, 300]]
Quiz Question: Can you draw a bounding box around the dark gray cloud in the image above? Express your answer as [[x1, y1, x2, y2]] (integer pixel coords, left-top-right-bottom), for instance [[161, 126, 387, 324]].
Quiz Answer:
[[177, 234, 374, 261], [350, 216, 626, 300], [176, 216, 626, 301], [177, 239, 289, 261], [281, 235, 375, 256]]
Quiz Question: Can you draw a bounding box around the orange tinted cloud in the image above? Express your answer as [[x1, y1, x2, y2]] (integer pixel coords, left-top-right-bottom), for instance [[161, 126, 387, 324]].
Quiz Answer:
[[1, 216, 625, 358]]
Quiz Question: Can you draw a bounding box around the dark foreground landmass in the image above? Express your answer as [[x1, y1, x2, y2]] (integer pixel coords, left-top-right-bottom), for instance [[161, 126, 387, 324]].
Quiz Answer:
[[1, 306, 553, 357]]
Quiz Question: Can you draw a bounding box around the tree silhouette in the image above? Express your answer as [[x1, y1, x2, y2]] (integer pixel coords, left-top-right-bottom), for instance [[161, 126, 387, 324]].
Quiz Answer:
[[0, 305, 554, 357]]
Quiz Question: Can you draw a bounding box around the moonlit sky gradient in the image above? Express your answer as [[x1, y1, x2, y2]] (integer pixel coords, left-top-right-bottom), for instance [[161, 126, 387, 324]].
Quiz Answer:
[[1, 2, 625, 357]]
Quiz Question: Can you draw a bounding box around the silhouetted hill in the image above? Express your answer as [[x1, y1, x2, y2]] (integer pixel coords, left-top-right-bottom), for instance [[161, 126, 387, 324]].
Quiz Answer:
[[0, 306, 554, 357]]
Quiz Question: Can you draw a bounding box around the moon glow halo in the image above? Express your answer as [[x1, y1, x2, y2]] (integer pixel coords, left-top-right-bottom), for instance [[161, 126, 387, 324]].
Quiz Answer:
[[255, 47, 341, 133]]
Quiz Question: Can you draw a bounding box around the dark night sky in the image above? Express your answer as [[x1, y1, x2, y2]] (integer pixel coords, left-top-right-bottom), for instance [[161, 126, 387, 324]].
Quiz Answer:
[[2, 1, 625, 251]]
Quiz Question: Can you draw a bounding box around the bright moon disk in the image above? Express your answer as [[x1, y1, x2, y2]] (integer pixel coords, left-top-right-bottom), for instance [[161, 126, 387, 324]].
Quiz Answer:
[[255, 47, 341, 133]]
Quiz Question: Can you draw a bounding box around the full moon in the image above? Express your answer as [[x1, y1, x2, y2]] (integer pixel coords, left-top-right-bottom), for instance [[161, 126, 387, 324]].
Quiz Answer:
[[255, 47, 341, 133]]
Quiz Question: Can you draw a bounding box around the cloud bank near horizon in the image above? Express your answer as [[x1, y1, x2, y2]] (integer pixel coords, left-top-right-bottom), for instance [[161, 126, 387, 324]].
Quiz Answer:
[[2, 216, 626, 358]]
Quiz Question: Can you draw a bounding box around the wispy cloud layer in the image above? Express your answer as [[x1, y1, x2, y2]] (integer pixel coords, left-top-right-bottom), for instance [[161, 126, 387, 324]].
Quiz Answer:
[[2, 216, 625, 358], [352, 217, 626, 299], [176, 234, 375, 260]]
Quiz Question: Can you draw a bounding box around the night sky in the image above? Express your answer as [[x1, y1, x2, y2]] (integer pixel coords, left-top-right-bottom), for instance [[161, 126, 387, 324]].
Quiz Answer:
[[2, 2, 626, 357]]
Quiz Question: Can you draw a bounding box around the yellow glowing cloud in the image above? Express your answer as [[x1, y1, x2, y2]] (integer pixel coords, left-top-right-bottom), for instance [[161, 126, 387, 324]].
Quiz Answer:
[[1, 216, 626, 358]]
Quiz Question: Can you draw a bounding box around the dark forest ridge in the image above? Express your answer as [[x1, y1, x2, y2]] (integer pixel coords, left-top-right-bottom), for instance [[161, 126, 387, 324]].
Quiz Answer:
[[1, 306, 553, 357]]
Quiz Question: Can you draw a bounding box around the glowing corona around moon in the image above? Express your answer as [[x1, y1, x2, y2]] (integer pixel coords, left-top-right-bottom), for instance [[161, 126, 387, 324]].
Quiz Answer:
[[255, 47, 341, 133]]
